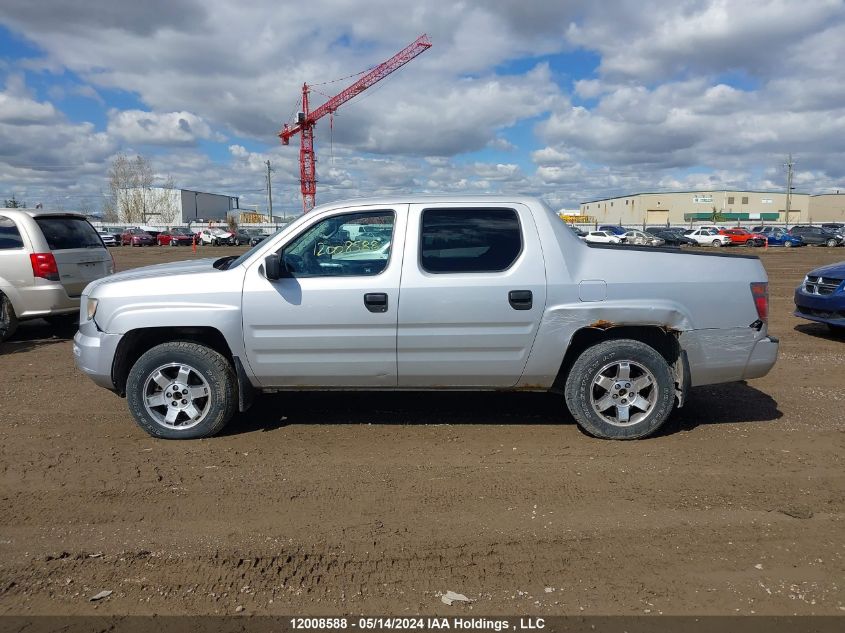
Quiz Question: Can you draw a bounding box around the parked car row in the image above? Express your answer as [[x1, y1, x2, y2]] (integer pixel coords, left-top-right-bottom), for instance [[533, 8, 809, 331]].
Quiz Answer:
[[566, 223, 845, 248], [94, 226, 273, 247]]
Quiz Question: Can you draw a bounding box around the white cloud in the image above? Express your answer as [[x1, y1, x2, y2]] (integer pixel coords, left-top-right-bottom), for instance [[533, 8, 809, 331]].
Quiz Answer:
[[107, 109, 221, 145], [1, 0, 843, 209], [568, 0, 844, 82]]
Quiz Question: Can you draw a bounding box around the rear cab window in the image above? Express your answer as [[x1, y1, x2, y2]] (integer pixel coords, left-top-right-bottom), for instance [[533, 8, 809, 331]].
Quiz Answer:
[[34, 216, 104, 250], [420, 208, 522, 273], [0, 216, 24, 250]]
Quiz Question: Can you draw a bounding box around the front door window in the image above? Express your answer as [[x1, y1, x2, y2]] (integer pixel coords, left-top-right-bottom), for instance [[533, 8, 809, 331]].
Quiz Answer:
[[280, 210, 395, 278]]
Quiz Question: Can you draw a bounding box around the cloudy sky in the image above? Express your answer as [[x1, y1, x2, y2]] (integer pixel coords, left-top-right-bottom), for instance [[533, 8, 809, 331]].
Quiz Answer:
[[1, 0, 843, 215]]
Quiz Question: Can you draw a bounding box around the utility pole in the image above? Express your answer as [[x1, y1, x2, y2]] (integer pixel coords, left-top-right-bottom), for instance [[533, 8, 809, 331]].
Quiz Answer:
[[265, 160, 274, 218], [784, 153, 795, 224]]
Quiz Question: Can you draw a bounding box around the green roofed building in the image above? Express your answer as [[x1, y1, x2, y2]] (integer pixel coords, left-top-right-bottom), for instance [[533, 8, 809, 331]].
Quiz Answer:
[[578, 190, 845, 226]]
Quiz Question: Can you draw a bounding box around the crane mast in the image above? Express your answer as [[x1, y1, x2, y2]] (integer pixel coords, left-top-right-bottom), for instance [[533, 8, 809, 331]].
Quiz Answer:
[[280, 34, 431, 212]]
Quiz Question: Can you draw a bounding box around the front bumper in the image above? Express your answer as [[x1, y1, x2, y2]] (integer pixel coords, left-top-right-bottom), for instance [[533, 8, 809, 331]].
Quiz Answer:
[[17, 284, 80, 319], [794, 288, 845, 326], [73, 320, 122, 391]]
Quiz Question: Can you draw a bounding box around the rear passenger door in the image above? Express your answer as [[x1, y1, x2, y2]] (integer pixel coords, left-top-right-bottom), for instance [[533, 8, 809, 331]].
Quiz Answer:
[[397, 204, 547, 388]]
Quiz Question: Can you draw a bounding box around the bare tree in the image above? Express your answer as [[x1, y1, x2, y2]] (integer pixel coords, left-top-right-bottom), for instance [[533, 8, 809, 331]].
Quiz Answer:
[[101, 188, 119, 222], [105, 154, 160, 224]]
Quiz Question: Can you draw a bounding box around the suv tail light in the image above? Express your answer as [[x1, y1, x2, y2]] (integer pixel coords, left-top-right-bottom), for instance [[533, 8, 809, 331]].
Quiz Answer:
[[750, 282, 768, 322], [30, 253, 60, 281]]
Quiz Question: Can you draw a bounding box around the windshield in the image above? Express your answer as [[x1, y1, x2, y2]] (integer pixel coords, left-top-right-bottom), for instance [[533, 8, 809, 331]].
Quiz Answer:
[[222, 226, 285, 269]]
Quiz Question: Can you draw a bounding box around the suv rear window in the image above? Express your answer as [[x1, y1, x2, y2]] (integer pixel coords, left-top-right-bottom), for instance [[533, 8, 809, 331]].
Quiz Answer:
[[0, 216, 24, 249], [420, 208, 522, 273], [34, 216, 103, 250]]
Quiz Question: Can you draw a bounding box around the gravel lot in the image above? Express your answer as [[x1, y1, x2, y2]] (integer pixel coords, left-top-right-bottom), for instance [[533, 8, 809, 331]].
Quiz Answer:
[[1, 244, 843, 616]]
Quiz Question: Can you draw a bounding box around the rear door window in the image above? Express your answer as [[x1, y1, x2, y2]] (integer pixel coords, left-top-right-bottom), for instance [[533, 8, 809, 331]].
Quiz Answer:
[[34, 216, 103, 250], [0, 216, 24, 249], [420, 208, 522, 273]]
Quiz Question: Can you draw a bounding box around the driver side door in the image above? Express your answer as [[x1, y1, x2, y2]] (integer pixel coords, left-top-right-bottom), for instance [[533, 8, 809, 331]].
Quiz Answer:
[[241, 205, 405, 388]]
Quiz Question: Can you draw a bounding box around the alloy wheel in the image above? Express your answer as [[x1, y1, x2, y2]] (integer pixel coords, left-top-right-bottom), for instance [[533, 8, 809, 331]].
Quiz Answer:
[[589, 360, 658, 427]]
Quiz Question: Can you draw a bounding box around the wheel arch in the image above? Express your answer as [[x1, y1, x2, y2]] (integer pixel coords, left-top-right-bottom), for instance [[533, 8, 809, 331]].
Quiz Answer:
[[112, 326, 234, 396], [552, 324, 690, 407]]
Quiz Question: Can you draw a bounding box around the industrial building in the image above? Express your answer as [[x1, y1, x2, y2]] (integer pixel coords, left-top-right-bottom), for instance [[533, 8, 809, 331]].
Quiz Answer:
[[578, 190, 845, 226], [116, 187, 240, 224]]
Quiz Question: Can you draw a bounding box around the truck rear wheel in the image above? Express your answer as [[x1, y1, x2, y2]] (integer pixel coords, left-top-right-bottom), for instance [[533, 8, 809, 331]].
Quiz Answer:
[[126, 341, 237, 439], [564, 339, 674, 439]]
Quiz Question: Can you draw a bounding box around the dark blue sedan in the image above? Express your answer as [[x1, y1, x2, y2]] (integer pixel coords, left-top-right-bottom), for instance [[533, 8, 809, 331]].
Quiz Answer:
[[751, 226, 804, 247], [794, 261, 845, 331], [598, 224, 627, 236]]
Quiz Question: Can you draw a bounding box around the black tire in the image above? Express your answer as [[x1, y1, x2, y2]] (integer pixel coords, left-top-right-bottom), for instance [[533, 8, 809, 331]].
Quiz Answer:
[[711, 239, 722, 247], [0, 293, 19, 342], [564, 339, 675, 440], [826, 238, 838, 247], [783, 240, 793, 248], [126, 341, 237, 439]]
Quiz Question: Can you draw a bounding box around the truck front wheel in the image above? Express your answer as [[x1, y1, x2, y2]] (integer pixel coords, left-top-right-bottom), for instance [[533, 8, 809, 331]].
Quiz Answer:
[[564, 339, 674, 439], [126, 341, 237, 439]]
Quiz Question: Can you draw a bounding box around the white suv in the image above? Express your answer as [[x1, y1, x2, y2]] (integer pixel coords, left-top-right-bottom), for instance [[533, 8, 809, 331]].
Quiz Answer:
[[0, 209, 114, 341]]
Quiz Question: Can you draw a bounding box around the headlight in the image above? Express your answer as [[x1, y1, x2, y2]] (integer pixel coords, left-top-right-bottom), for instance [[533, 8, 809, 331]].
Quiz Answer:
[[86, 297, 99, 321]]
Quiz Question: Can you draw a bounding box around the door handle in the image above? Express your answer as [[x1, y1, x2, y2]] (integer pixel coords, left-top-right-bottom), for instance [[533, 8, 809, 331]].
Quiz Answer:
[[508, 290, 533, 310], [364, 292, 388, 313]]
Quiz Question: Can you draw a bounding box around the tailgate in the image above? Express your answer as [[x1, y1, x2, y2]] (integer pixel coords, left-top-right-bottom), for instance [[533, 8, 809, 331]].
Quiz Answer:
[[33, 216, 112, 297], [52, 249, 112, 296]]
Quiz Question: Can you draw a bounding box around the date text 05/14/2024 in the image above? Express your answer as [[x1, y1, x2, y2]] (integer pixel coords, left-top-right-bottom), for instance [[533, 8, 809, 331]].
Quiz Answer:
[[289, 617, 546, 630]]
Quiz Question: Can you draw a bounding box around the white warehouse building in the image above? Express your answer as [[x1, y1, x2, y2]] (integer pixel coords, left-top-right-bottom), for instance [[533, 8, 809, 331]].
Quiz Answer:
[[116, 188, 240, 224]]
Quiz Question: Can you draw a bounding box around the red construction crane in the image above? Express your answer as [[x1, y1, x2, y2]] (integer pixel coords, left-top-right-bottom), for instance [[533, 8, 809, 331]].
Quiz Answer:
[[279, 34, 432, 212]]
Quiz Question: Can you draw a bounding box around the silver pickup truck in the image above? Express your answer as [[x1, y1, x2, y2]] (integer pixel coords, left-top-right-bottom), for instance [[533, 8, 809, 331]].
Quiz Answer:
[[73, 196, 778, 440]]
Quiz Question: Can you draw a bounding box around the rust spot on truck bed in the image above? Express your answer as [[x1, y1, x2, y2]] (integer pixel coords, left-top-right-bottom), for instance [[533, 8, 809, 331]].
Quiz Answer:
[[588, 319, 683, 335]]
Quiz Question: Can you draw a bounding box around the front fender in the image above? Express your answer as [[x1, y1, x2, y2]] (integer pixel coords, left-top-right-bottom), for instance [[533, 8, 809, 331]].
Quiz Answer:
[[102, 302, 242, 339]]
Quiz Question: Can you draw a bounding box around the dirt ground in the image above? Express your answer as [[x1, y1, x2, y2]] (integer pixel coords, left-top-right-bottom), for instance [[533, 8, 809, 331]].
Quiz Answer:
[[0, 244, 843, 617]]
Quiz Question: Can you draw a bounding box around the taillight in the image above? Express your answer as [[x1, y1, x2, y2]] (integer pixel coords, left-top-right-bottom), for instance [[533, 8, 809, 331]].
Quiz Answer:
[[30, 253, 60, 281], [750, 282, 768, 322]]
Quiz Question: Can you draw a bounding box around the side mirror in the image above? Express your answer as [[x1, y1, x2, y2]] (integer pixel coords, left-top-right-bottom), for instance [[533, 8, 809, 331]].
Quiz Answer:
[[264, 253, 282, 280]]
